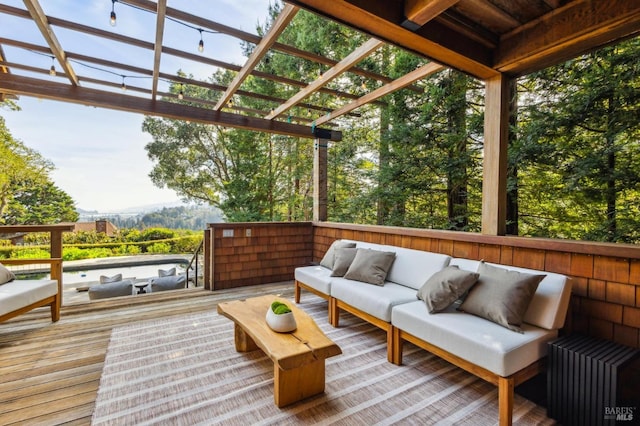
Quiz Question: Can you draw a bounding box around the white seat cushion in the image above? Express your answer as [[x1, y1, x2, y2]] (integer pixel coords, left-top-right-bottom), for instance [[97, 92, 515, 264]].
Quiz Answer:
[[392, 301, 557, 376], [331, 278, 417, 322], [450, 258, 571, 330], [294, 265, 333, 296], [0, 279, 57, 317]]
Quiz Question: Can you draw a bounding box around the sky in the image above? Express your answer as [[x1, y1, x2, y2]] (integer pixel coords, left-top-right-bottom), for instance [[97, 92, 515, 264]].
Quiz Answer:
[[1, 0, 273, 212]]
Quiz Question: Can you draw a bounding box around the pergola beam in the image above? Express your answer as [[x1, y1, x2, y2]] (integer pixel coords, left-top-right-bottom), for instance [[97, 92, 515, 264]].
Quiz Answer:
[[402, 0, 461, 30], [215, 4, 299, 110], [21, 0, 79, 86], [266, 38, 384, 120], [0, 74, 342, 141], [121, 0, 418, 91], [151, 0, 167, 100], [496, 0, 640, 76], [315, 62, 445, 125], [0, 4, 363, 103]]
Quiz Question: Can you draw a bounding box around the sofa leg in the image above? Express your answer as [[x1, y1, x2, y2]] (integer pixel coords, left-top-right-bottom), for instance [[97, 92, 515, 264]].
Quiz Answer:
[[51, 299, 60, 322], [294, 281, 301, 303], [498, 376, 514, 426], [386, 327, 394, 363], [391, 327, 403, 365], [329, 298, 339, 327]]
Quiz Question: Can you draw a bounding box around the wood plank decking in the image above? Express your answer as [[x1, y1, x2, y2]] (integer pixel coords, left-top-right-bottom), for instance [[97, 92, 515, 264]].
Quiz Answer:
[[0, 282, 294, 426]]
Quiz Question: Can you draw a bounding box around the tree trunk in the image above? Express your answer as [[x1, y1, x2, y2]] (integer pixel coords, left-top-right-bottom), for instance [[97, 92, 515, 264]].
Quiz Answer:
[[446, 72, 468, 230], [506, 79, 519, 235], [377, 105, 391, 225]]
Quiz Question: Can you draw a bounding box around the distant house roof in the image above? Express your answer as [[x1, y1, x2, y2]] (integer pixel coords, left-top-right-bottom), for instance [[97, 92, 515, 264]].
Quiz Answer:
[[61, 220, 118, 237]]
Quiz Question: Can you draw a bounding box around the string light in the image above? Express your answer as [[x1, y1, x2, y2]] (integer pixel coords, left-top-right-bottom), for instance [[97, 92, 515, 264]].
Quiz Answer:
[[178, 87, 184, 100], [110, 0, 117, 26], [49, 56, 56, 76], [198, 29, 204, 52], [120, 75, 126, 92]]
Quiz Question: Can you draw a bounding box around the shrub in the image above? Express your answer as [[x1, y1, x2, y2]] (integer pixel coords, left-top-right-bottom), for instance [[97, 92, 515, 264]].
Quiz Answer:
[[146, 242, 171, 253], [10, 248, 51, 259], [139, 228, 176, 241]]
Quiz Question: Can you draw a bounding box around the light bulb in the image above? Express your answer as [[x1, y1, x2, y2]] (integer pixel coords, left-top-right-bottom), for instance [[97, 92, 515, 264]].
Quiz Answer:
[[49, 65, 56, 76], [198, 38, 204, 53], [110, 11, 116, 26], [178, 90, 184, 100]]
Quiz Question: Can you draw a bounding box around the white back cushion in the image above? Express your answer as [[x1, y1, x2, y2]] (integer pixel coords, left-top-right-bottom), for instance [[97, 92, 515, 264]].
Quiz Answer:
[[450, 258, 572, 330], [382, 246, 451, 290]]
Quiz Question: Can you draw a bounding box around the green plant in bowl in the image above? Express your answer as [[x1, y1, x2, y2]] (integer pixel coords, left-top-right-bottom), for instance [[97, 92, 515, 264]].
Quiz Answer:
[[271, 301, 292, 315]]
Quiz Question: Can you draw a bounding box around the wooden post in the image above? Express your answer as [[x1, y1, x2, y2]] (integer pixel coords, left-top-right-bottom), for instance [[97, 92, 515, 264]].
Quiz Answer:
[[203, 228, 213, 291], [50, 229, 64, 309], [313, 138, 328, 222], [482, 74, 510, 235]]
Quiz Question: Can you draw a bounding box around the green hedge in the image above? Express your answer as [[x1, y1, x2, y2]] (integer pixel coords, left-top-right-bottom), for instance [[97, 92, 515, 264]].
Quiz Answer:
[[0, 235, 203, 261]]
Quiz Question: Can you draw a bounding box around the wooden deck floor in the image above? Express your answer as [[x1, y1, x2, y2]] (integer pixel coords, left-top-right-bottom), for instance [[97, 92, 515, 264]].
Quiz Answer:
[[0, 282, 294, 426]]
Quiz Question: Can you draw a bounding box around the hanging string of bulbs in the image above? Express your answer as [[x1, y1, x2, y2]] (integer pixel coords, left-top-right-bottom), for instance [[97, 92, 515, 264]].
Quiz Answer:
[[108, 0, 220, 53], [22, 47, 186, 97]]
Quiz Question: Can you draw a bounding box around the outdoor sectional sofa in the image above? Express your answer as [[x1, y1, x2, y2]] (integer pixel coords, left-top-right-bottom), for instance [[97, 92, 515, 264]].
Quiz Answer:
[[294, 239, 572, 426]]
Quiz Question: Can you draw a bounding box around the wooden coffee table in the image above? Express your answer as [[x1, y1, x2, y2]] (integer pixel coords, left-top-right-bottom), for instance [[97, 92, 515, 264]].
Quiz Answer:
[[217, 295, 342, 407]]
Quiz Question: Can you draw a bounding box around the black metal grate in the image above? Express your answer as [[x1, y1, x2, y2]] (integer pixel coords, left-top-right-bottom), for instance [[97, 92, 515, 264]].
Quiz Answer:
[[548, 334, 639, 426]]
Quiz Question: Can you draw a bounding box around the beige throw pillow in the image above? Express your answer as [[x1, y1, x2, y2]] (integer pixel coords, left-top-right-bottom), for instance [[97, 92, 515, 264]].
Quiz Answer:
[[417, 265, 479, 313], [320, 240, 356, 270], [330, 247, 358, 277], [343, 248, 396, 286], [459, 262, 544, 332], [0, 262, 16, 285]]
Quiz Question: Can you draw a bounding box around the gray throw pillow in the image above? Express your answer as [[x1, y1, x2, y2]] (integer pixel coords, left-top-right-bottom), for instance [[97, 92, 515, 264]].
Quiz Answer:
[[150, 275, 186, 292], [88, 279, 133, 300], [320, 240, 356, 270], [158, 267, 176, 277], [330, 247, 358, 277], [343, 248, 396, 286], [0, 262, 16, 285], [459, 262, 545, 332], [417, 266, 479, 313], [100, 273, 123, 284]]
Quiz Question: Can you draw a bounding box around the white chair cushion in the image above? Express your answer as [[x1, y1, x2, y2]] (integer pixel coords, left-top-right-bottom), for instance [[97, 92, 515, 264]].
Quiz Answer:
[[331, 278, 417, 322], [392, 301, 557, 377], [294, 265, 333, 296], [0, 279, 57, 317], [450, 258, 571, 330]]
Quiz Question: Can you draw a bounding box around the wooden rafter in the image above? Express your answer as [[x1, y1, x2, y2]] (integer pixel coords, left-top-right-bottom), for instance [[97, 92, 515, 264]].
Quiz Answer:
[[0, 5, 364, 103], [0, 74, 341, 141], [215, 4, 299, 110], [496, 0, 640, 76], [22, 0, 79, 86], [0, 37, 363, 118], [151, 0, 167, 101], [403, 0, 461, 30], [266, 38, 384, 120], [315, 62, 445, 125], [121, 0, 419, 91]]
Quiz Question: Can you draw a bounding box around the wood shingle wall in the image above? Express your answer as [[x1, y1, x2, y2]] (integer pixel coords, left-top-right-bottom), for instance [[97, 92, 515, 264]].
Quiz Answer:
[[205, 221, 639, 348]]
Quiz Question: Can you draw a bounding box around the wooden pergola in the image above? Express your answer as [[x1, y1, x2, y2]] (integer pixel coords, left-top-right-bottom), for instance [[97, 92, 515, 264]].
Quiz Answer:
[[1, 0, 639, 235]]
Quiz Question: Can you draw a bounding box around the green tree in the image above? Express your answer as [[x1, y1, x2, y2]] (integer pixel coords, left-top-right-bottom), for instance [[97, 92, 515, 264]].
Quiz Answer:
[[0, 116, 77, 225], [4, 180, 78, 224], [516, 37, 640, 242]]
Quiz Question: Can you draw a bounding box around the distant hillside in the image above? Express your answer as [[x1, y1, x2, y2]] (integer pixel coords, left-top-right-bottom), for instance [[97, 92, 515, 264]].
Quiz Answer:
[[78, 205, 224, 230]]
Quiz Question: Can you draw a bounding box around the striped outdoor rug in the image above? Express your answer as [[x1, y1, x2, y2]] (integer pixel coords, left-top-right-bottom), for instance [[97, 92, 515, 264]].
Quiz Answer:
[[92, 294, 553, 425]]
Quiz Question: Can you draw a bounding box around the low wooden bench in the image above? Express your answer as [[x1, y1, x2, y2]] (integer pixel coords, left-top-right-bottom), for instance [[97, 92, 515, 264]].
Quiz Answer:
[[217, 295, 342, 407]]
